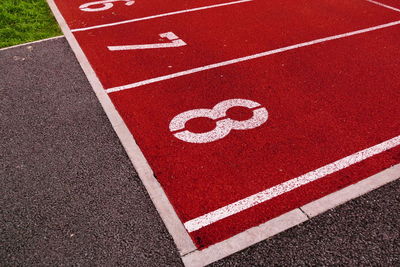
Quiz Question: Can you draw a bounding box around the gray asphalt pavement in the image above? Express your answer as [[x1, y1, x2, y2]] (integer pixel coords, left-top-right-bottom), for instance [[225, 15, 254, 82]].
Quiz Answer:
[[1, 37, 399, 266], [214, 180, 400, 266], [0, 38, 182, 266]]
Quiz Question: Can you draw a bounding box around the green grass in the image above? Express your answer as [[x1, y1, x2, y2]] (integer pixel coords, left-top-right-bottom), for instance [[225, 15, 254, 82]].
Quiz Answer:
[[0, 0, 62, 48]]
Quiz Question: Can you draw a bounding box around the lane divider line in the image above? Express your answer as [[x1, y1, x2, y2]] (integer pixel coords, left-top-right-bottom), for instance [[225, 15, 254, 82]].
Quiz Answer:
[[184, 135, 400, 232], [181, 164, 400, 266], [366, 0, 400, 13], [71, 0, 253, 32], [105, 20, 400, 93]]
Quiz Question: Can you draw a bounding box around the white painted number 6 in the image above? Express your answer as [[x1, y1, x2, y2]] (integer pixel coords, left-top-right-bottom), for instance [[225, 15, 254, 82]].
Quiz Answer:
[[79, 0, 135, 12], [169, 99, 268, 143]]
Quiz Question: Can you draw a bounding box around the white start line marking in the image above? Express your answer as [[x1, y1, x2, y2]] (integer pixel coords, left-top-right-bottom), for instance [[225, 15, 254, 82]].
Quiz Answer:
[[108, 32, 186, 51]]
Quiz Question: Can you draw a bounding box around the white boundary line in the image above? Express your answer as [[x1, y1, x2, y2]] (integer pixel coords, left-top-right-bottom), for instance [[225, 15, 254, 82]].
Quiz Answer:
[[184, 136, 400, 232], [182, 164, 400, 267], [71, 0, 253, 32], [105, 20, 400, 93], [46, 0, 400, 265], [0, 35, 64, 51], [301, 164, 400, 217], [46, 0, 197, 256], [366, 0, 400, 12]]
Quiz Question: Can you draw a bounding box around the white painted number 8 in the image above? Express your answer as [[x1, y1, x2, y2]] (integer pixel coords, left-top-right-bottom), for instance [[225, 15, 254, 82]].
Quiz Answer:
[[79, 0, 135, 12], [169, 99, 268, 143]]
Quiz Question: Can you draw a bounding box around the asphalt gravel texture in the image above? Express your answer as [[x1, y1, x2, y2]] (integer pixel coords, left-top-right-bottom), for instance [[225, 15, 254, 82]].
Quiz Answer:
[[0, 38, 182, 266], [1, 37, 399, 266], [214, 180, 400, 266]]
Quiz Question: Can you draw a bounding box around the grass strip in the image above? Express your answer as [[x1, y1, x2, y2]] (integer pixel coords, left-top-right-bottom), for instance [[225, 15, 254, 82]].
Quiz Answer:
[[0, 0, 62, 48]]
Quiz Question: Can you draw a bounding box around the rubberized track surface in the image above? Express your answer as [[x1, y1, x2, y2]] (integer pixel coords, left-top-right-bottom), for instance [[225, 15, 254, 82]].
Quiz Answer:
[[49, 0, 400, 251], [1, 37, 399, 266]]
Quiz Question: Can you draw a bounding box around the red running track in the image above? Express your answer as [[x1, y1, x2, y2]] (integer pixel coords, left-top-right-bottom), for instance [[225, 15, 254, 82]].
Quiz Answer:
[[53, 0, 400, 248]]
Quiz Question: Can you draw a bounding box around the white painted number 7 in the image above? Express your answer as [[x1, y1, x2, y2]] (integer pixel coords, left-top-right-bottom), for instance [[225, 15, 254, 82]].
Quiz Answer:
[[107, 32, 187, 51]]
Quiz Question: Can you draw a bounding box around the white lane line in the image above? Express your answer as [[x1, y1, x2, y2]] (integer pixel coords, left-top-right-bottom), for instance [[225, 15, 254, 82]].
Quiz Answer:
[[184, 135, 400, 232], [182, 164, 399, 266], [366, 0, 400, 12], [300, 164, 400, 218], [71, 0, 253, 32], [105, 20, 400, 93]]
